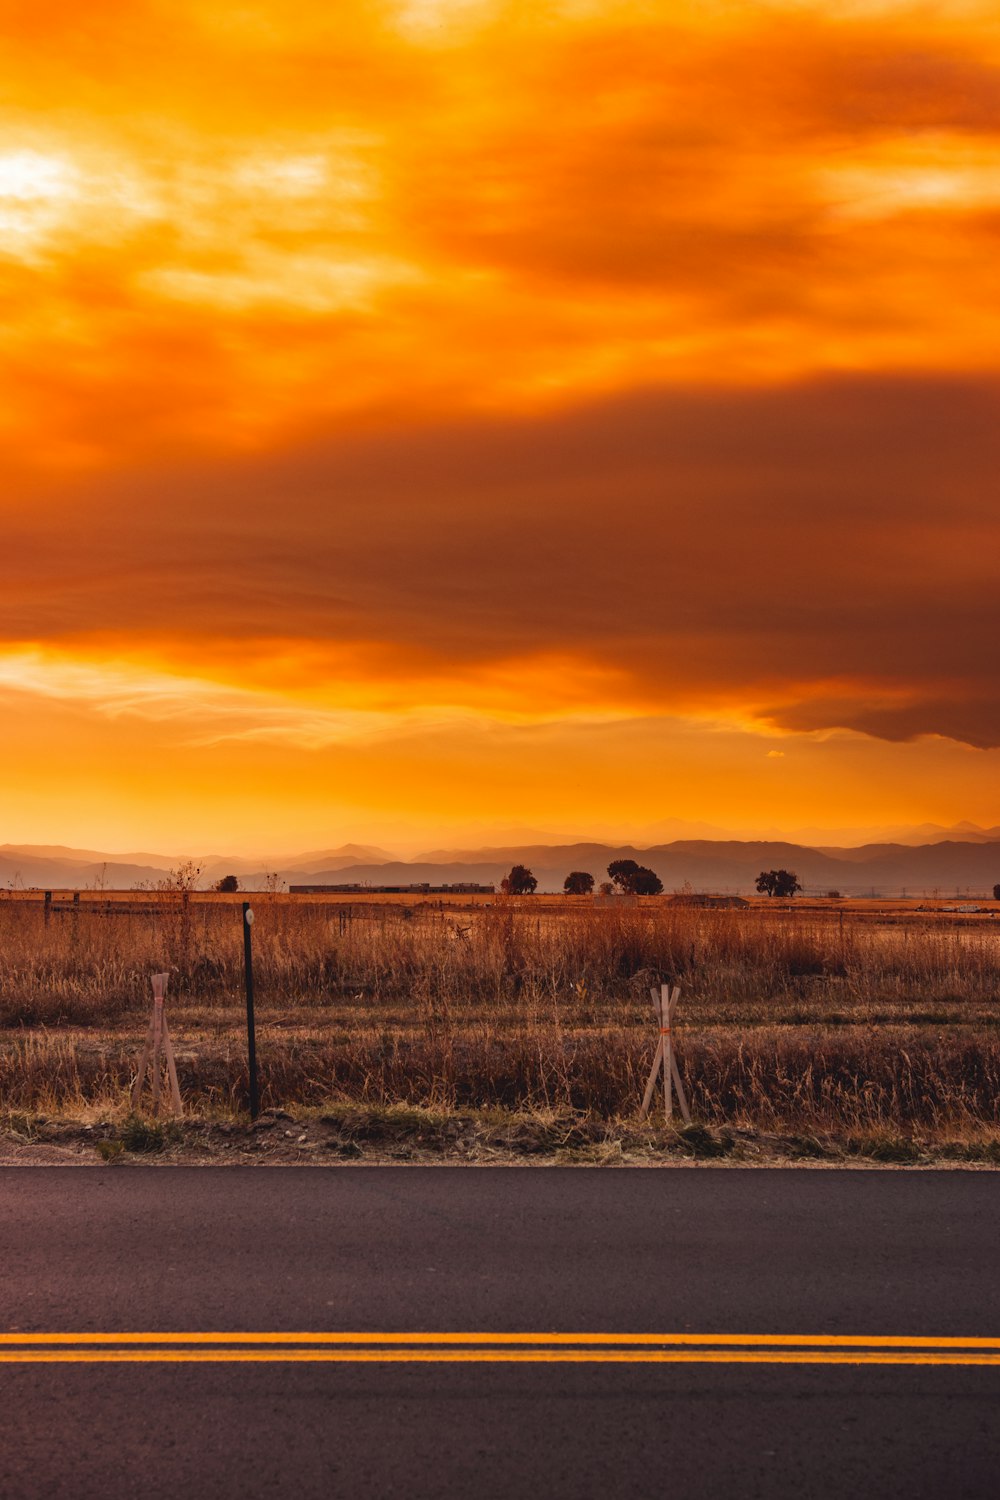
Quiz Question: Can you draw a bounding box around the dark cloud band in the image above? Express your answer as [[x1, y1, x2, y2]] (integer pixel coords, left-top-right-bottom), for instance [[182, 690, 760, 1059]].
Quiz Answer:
[[5, 372, 999, 747]]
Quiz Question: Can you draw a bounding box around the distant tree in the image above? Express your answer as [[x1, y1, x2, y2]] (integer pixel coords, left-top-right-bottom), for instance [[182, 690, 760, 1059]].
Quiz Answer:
[[756, 869, 802, 898], [631, 866, 664, 896], [563, 871, 594, 896], [608, 858, 662, 895], [993, 883, 1000, 901], [215, 874, 240, 893], [598, 881, 614, 896], [503, 864, 537, 895], [607, 859, 640, 892]]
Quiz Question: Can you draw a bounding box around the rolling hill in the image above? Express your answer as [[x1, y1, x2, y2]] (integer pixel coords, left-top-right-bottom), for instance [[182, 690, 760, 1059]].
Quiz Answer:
[[1, 834, 998, 896]]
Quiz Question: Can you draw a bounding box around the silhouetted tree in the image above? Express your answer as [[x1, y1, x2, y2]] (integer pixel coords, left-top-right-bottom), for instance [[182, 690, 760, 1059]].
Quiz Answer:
[[607, 859, 640, 892], [214, 874, 240, 893], [608, 858, 662, 895], [502, 864, 537, 895], [756, 869, 802, 898], [563, 871, 594, 895], [993, 883, 1000, 901]]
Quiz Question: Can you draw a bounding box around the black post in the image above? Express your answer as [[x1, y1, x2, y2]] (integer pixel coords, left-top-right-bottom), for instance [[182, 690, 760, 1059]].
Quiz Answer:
[[242, 902, 259, 1120], [43, 891, 51, 927]]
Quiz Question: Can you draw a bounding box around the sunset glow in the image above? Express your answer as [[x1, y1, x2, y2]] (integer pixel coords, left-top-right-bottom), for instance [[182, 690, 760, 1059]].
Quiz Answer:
[[4, 0, 1000, 852]]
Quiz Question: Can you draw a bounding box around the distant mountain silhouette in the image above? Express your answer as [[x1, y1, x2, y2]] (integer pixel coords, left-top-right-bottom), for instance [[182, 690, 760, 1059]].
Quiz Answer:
[[2, 834, 999, 895], [292, 838, 1000, 896]]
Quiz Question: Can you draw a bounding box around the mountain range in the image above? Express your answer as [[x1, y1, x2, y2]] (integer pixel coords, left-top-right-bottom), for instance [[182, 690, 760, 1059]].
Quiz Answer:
[[3, 830, 1000, 896]]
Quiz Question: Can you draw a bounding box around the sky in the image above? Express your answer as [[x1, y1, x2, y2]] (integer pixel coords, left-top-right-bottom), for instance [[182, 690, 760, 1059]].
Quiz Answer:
[[3, 0, 1000, 855]]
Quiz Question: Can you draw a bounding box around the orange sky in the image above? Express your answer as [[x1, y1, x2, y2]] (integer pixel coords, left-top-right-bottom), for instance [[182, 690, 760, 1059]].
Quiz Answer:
[[3, 0, 1000, 853]]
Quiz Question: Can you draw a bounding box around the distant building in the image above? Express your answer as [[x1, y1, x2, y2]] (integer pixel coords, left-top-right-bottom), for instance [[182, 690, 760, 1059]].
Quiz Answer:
[[665, 893, 750, 909], [288, 882, 495, 895]]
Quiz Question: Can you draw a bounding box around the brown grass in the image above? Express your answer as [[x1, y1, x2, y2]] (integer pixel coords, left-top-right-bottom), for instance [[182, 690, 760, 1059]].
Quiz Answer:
[[1, 896, 999, 1151]]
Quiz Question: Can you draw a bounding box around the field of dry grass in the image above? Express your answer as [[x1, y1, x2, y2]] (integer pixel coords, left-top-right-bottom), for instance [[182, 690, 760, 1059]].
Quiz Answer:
[[1, 894, 998, 1162]]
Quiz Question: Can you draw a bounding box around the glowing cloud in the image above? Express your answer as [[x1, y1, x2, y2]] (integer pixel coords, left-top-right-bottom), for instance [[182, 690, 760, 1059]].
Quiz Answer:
[[2, 0, 1000, 845]]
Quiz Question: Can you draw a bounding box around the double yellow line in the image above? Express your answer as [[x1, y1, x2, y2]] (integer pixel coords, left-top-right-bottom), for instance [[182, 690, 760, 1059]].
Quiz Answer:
[[1, 1333, 999, 1366]]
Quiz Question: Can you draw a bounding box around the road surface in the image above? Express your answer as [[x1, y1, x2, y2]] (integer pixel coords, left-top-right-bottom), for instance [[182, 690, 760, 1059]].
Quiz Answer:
[[0, 1167, 998, 1498]]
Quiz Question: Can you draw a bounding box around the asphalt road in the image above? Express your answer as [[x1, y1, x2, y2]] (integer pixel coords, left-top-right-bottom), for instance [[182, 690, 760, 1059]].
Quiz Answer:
[[0, 1167, 998, 1499]]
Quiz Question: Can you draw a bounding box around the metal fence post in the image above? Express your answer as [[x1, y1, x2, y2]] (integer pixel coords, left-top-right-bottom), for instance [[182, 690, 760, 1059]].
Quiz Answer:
[[242, 902, 259, 1120]]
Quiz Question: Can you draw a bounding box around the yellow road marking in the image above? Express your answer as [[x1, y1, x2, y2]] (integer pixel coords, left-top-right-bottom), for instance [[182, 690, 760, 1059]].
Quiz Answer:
[[0, 1349, 999, 1366], [1, 1331, 1000, 1368], [1, 1332, 999, 1349]]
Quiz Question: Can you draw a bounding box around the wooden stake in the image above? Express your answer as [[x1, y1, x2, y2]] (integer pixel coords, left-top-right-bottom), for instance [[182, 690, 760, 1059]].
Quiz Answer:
[[130, 1018, 154, 1113], [640, 1038, 663, 1118], [131, 972, 183, 1116], [151, 991, 163, 1115], [163, 1015, 183, 1114], [639, 982, 690, 1124], [670, 1051, 691, 1121]]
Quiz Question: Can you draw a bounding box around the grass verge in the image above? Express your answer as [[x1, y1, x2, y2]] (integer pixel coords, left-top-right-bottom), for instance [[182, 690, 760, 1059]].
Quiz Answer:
[[3, 1104, 999, 1168]]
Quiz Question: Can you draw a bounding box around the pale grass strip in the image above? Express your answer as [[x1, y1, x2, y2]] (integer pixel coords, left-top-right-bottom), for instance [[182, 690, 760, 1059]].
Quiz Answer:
[[2, 1350, 1000, 1367]]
